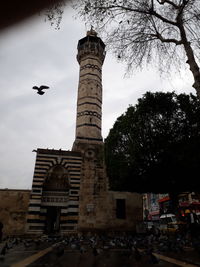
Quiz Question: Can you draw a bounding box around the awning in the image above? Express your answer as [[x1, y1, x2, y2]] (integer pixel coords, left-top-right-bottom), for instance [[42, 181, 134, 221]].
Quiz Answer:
[[158, 196, 170, 203], [179, 201, 189, 207], [149, 210, 160, 216], [190, 201, 200, 205]]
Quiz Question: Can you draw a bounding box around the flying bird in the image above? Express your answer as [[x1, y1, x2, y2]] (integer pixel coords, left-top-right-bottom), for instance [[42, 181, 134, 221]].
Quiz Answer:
[[32, 85, 49, 95]]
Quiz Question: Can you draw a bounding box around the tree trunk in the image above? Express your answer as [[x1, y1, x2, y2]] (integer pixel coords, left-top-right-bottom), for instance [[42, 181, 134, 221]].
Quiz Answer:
[[178, 17, 200, 98], [184, 42, 200, 98]]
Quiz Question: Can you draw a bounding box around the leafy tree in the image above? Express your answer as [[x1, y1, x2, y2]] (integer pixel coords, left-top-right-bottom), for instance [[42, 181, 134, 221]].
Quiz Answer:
[[104, 91, 200, 193], [75, 0, 200, 97]]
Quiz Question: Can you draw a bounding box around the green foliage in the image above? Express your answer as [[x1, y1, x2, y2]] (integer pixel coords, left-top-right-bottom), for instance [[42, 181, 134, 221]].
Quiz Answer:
[[105, 91, 200, 193]]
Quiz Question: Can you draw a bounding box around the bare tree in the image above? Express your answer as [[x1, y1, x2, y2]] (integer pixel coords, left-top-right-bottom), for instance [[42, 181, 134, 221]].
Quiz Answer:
[[74, 0, 200, 97]]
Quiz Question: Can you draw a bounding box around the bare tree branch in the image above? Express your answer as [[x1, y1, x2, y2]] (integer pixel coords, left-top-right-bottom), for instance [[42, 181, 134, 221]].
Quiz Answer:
[[152, 32, 183, 45], [74, 0, 200, 96], [157, 0, 179, 9]]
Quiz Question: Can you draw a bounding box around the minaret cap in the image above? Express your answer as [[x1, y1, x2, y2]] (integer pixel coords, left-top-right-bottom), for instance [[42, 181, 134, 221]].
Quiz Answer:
[[87, 26, 97, 37]]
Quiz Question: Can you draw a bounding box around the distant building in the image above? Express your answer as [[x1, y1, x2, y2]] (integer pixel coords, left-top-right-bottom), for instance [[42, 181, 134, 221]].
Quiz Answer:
[[143, 192, 200, 222], [143, 193, 160, 222]]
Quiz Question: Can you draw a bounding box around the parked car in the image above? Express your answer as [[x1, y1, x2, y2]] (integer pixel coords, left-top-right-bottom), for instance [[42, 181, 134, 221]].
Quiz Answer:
[[159, 214, 187, 233]]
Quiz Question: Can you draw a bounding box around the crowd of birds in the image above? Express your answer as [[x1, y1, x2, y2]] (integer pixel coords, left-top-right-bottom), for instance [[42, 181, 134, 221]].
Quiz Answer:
[[0, 232, 200, 265]]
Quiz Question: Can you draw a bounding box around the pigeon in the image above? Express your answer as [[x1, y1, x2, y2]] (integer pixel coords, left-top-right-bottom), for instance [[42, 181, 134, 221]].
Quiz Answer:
[[23, 241, 30, 248], [34, 239, 41, 247], [32, 85, 49, 95], [55, 244, 65, 258], [133, 246, 142, 261], [1, 245, 6, 255], [149, 252, 159, 264], [0, 244, 7, 260], [92, 247, 98, 256]]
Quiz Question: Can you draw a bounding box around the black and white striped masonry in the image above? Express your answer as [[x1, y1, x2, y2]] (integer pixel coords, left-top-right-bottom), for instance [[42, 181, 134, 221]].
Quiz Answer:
[[26, 149, 82, 234]]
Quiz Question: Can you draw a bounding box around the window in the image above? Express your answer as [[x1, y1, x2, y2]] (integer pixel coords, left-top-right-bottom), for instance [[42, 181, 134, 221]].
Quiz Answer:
[[116, 199, 126, 219]]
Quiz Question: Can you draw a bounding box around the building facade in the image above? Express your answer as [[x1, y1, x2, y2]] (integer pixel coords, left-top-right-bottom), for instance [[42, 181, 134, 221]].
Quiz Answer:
[[26, 149, 82, 234], [143, 192, 200, 223]]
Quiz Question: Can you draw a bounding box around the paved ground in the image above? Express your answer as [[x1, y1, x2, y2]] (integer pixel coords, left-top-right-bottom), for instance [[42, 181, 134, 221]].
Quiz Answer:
[[0, 243, 195, 267], [0, 235, 200, 267], [0, 241, 54, 267], [163, 249, 200, 266], [0, 242, 178, 267], [29, 248, 177, 267]]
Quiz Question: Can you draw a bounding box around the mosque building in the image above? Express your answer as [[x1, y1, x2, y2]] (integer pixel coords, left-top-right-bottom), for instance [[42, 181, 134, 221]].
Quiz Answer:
[[0, 30, 142, 236]]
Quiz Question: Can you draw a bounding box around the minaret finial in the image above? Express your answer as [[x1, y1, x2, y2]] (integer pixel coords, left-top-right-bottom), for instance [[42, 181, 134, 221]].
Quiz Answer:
[[87, 26, 97, 37]]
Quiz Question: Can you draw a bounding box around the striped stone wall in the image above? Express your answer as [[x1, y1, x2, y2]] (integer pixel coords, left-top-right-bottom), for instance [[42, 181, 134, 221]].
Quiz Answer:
[[26, 148, 82, 234]]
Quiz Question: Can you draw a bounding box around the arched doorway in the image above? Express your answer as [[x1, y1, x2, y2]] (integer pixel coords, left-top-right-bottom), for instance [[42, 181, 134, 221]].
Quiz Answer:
[[42, 165, 69, 234]]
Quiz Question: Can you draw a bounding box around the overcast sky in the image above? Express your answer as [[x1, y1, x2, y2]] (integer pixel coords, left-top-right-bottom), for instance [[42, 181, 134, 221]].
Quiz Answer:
[[0, 5, 195, 189]]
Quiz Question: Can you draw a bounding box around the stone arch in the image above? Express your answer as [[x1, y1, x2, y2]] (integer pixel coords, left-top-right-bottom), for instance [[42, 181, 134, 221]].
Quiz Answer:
[[43, 165, 69, 191]]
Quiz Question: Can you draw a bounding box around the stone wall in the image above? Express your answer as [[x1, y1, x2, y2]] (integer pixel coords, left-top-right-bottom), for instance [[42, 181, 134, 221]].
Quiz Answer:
[[75, 142, 143, 233], [0, 189, 30, 236], [107, 191, 143, 231], [0, 187, 143, 235], [77, 143, 109, 231]]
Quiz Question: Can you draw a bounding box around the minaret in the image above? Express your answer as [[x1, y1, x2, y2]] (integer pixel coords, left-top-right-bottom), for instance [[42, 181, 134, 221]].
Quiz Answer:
[[73, 28, 106, 152]]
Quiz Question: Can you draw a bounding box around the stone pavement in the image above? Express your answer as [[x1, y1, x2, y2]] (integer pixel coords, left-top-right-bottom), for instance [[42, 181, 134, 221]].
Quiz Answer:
[[0, 233, 200, 267], [29, 248, 178, 267], [1, 244, 196, 267], [161, 249, 200, 267], [0, 238, 54, 267]]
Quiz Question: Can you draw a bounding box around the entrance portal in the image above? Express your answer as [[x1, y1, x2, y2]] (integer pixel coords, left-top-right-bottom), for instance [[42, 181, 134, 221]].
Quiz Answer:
[[45, 206, 60, 234]]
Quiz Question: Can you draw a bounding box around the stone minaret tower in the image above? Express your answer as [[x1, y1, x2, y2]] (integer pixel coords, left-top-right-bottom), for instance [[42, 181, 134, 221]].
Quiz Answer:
[[73, 28, 106, 152], [73, 30, 109, 230]]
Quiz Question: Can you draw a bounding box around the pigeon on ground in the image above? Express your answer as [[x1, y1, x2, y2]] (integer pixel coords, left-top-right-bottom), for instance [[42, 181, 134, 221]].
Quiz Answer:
[[149, 252, 159, 264], [55, 244, 65, 258], [32, 85, 49, 95], [1, 245, 6, 255], [133, 246, 142, 261]]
